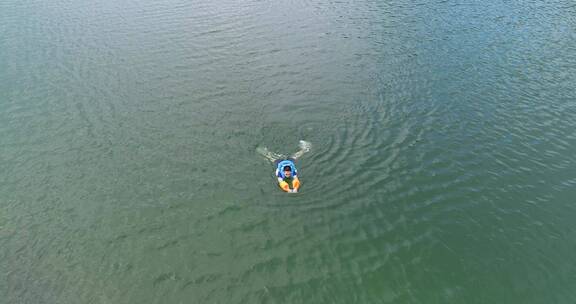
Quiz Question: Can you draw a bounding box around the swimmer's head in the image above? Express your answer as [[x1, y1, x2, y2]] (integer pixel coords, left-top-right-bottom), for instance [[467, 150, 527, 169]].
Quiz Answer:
[[283, 165, 292, 177]]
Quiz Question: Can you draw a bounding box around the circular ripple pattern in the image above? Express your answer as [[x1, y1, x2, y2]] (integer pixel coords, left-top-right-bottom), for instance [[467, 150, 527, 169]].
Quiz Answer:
[[2, 0, 576, 303]]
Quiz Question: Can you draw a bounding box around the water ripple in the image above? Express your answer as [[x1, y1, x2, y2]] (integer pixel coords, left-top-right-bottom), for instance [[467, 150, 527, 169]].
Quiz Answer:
[[2, 0, 576, 303]]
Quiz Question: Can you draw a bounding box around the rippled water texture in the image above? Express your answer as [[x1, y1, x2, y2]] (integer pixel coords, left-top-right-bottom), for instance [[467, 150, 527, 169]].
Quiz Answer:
[[2, 0, 576, 303]]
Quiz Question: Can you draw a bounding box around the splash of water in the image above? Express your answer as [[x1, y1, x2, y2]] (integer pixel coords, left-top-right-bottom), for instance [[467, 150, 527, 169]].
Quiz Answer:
[[256, 146, 285, 163], [257, 140, 312, 163], [292, 140, 311, 160]]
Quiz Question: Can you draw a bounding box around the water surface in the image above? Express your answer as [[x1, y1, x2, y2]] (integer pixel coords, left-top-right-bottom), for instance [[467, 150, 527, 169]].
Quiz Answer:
[[2, 0, 576, 303]]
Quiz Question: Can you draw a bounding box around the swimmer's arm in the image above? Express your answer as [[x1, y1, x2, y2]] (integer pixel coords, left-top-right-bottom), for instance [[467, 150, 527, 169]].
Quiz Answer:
[[277, 177, 290, 192], [292, 176, 300, 192]]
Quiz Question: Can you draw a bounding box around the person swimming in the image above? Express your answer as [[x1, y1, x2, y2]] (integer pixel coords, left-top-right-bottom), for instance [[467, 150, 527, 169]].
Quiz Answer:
[[257, 140, 311, 193], [275, 158, 300, 193]]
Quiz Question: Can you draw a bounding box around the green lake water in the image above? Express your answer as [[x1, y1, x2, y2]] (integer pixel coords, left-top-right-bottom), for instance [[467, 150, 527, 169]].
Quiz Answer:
[[1, 0, 576, 303]]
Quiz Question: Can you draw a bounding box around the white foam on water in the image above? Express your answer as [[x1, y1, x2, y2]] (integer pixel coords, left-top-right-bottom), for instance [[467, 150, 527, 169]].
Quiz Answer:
[[292, 140, 312, 159], [257, 140, 312, 162], [256, 146, 285, 163]]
